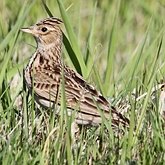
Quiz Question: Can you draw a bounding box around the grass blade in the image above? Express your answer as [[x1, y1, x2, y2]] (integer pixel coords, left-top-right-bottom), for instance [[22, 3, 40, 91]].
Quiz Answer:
[[57, 0, 87, 78]]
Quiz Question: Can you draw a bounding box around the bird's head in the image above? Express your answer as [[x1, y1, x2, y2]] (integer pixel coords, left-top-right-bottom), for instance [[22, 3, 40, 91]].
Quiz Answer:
[[21, 17, 63, 48]]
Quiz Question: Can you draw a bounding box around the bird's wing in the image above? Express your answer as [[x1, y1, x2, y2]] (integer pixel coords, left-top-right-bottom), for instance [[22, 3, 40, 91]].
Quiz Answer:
[[32, 66, 129, 126], [64, 68, 129, 126]]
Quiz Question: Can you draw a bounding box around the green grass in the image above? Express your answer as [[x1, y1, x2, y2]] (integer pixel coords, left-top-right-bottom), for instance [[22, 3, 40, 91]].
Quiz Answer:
[[1, 0, 165, 164]]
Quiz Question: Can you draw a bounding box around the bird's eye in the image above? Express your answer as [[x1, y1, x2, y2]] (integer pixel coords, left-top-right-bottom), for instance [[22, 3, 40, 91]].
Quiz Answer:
[[41, 27, 48, 32]]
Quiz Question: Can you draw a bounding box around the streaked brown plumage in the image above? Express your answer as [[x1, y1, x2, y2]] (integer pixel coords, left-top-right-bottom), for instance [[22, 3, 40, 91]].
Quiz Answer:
[[21, 17, 129, 128]]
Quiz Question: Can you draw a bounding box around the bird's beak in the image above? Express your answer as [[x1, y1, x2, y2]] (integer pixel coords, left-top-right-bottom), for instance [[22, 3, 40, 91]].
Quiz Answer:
[[20, 26, 34, 34]]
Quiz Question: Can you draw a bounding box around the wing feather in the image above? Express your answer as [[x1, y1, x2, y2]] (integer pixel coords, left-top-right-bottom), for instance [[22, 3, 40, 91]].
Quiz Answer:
[[31, 65, 129, 126]]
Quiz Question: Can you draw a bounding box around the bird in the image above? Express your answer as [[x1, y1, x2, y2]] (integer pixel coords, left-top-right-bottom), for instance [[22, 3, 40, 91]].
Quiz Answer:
[[21, 17, 129, 128]]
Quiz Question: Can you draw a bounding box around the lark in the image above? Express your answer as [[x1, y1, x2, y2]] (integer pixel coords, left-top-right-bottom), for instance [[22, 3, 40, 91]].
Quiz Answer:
[[21, 17, 129, 128]]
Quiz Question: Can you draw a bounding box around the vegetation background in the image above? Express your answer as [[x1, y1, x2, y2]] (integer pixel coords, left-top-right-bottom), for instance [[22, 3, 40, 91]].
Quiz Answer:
[[0, 0, 165, 164]]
